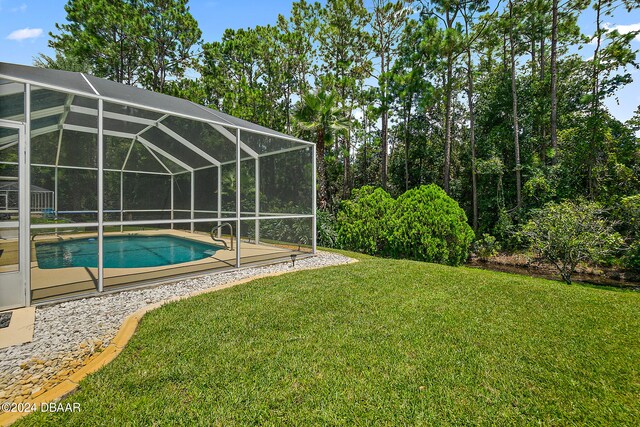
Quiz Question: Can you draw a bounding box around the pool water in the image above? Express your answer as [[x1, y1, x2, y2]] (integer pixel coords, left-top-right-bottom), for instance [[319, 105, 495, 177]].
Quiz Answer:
[[36, 235, 223, 269]]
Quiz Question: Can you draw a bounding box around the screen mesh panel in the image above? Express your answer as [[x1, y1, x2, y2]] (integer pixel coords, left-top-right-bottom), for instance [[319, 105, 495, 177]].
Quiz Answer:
[[31, 115, 62, 132], [194, 167, 217, 212], [0, 80, 24, 120], [172, 173, 191, 211], [65, 111, 99, 129], [219, 162, 236, 216], [157, 155, 187, 174], [124, 141, 168, 173], [55, 168, 97, 222], [58, 130, 98, 168], [31, 87, 68, 112], [240, 129, 301, 155], [0, 138, 18, 167], [103, 101, 164, 121], [122, 173, 171, 220], [140, 126, 211, 169], [30, 166, 54, 201], [103, 170, 121, 215], [258, 144, 313, 215], [240, 218, 312, 251], [162, 116, 237, 164], [30, 131, 59, 165], [239, 158, 256, 217], [0, 130, 19, 219], [103, 116, 149, 135], [85, 74, 216, 123], [104, 136, 132, 170]]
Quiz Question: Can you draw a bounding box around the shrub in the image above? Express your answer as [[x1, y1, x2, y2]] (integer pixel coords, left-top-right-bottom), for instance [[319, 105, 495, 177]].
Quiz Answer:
[[336, 186, 395, 255], [389, 185, 474, 266], [624, 242, 640, 272], [316, 210, 338, 248], [520, 200, 623, 284], [336, 185, 474, 266], [473, 234, 501, 261], [253, 218, 311, 247], [613, 195, 640, 272]]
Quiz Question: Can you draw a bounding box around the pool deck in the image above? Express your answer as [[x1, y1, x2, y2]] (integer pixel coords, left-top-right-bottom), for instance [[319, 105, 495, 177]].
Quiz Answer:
[[1, 229, 307, 303]]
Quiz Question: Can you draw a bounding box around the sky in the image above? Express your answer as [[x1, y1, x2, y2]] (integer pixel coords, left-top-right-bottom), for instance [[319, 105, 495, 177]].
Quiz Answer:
[[0, 0, 638, 122]]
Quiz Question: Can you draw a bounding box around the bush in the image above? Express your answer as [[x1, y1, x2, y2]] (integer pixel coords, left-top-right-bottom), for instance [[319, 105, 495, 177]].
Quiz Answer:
[[389, 185, 474, 266], [336, 186, 395, 255], [316, 210, 338, 248], [624, 242, 640, 272], [493, 208, 518, 251], [336, 185, 474, 266], [613, 195, 640, 271], [473, 234, 501, 261], [520, 200, 623, 284]]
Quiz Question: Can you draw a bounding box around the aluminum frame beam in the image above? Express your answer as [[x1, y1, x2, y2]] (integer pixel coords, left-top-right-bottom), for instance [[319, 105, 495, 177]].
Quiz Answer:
[[157, 123, 220, 167], [210, 123, 258, 159], [138, 136, 193, 172]]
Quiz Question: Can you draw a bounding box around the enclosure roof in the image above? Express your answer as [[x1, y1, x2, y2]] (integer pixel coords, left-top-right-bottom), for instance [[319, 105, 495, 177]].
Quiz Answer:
[[0, 61, 308, 144]]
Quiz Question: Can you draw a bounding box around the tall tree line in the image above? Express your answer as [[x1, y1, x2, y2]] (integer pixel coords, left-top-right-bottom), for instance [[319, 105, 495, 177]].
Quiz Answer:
[[43, 0, 640, 240]]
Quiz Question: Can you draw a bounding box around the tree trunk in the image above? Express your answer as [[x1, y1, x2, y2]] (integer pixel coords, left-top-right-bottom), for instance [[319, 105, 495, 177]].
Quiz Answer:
[[467, 39, 478, 233], [503, 33, 508, 74], [589, 0, 602, 199], [539, 38, 545, 81], [380, 48, 388, 189], [343, 127, 351, 199], [509, 1, 522, 210], [550, 0, 559, 162], [316, 129, 328, 210], [381, 107, 388, 189], [363, 111, 368, 183], [443, 49, 453, 195], [404, 100, 411, 192], [285, 85, 291, 134], [530, 39, 536, 77], [540, 33, 547, 160]]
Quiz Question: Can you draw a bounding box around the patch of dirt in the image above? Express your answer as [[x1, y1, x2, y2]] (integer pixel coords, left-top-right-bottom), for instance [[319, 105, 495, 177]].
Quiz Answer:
[[468, 254, 640, 289]]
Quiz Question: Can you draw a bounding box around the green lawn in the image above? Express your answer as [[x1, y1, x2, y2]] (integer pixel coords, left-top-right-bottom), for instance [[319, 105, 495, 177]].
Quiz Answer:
[[18, 251, 640, 426]]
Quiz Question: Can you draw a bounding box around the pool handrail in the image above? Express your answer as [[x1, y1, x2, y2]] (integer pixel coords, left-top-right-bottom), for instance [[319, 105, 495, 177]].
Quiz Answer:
[[210, 222, 233, 251]]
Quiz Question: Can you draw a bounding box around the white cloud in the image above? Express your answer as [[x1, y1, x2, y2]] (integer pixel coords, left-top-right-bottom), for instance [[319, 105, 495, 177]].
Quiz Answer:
[[11, 3, 27, 12], [6, 27, 43, 41], [603, 22, 640, 42]]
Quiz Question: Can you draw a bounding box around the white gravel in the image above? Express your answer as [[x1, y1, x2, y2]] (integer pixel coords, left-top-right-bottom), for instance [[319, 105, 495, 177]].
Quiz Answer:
[[0, 251, 353, 401]]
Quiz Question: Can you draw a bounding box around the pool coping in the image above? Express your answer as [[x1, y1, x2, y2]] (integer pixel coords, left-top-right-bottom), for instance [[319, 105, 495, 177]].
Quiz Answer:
[[0, 257, 358, 426]]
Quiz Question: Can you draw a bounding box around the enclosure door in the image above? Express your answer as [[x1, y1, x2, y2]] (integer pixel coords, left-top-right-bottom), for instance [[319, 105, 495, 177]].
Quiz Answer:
[[0, 120, 27, 310]]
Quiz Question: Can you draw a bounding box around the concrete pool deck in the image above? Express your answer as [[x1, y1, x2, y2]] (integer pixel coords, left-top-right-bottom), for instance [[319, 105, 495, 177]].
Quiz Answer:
[[2, 229, 309, 303]]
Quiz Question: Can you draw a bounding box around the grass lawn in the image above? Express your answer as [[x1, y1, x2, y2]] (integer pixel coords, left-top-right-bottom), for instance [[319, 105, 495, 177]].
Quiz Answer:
[[18, 251, 640, 426]]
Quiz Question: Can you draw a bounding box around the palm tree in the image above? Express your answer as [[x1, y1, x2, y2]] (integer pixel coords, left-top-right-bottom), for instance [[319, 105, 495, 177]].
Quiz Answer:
[[294, 90, 349, 210]]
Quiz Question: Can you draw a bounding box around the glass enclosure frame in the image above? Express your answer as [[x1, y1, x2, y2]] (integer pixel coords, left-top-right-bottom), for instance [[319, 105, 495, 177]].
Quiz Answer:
[[0, 63, 316, 306]]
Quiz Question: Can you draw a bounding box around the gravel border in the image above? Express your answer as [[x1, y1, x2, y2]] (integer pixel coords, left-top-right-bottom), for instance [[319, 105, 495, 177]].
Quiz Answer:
[[0, 251, 353, 402]]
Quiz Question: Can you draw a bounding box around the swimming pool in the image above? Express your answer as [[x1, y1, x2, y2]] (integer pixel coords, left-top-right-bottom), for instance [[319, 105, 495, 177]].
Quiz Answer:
[[35, 235, 223, 269]]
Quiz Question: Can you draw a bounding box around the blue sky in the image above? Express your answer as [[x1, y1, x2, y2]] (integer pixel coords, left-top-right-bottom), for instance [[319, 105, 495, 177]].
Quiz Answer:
[[1, 0, 638, 122]]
